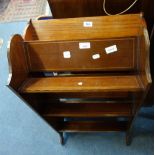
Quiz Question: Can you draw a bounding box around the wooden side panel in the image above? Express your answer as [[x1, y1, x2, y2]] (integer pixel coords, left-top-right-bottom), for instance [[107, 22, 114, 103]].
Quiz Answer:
[[25, 38, 136, 72], [23, 20, 38, 41], [7, 34, 28, 90], [138, 27, 152, 90], [29, 14, 144, 41]]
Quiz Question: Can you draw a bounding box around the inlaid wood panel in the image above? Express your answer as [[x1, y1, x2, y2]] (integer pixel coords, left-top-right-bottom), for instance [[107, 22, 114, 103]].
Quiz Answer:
[[25, 38, 136, 72]]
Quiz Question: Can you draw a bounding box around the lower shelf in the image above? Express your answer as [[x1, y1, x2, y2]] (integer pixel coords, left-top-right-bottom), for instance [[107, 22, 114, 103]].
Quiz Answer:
[[57, 121, 127, 132], [41, 103, 132, 117]]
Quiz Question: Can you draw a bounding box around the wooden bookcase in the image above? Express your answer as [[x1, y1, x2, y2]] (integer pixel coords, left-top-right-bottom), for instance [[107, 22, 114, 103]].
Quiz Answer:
[[7, 14, 151, 145]]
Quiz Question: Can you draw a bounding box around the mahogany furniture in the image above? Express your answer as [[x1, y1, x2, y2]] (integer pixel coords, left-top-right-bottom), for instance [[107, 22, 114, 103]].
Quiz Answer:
[[7, 14, 151, 145], [48, 0, 154, 106]]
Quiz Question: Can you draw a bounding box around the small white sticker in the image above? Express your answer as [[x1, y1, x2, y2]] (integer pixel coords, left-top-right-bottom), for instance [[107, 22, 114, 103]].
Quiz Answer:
[[53, 72, 58, 76], [78, 82, 83, 86], [83, 21, 93, 27], [79, 42, 90, 49], [105, 45, 117, 54], [92, 54, 100, 60], [63, 51, 71, 58]]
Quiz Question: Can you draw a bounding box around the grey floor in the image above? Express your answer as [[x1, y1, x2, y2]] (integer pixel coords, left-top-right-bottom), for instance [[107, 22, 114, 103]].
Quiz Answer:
[[0, 22, 154, 155]]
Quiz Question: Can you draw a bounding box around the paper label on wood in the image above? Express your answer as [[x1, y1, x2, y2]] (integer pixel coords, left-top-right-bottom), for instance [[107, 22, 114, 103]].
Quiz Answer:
[[63, 51, 71, 58], [105, 45, 117, 54], [78, 82, 83, 86], [83, 21, 93, 27], [92, 54, 100, 59], [79, 42, 90, 49]]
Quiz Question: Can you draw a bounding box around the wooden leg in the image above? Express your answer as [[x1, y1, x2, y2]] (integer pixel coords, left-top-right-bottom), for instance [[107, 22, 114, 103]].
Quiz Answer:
[[125, 92, 144, 146], [59, 132, 65, 145], [126, 129, 132, 146]]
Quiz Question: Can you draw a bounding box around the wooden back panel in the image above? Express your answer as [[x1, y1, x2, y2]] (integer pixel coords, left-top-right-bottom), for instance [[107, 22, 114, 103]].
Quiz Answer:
[[24, 14, 144, 41], [25, 37, 136, 72]]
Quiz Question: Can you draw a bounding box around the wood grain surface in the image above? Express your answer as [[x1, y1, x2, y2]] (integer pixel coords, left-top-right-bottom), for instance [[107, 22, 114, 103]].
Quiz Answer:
[[19, 75, 142, 93], [25, 38, 135, 72], [24, 14, 145, 41]]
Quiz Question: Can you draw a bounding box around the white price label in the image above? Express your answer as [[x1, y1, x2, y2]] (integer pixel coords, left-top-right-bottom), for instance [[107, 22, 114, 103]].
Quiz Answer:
[[78, 82, 83, 86], [79, 42, 90, 49], [105, 45, 117, 54], [83, 21, 93, 27], [92, 54, 100, 59], [63, 51, 71, 58]]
